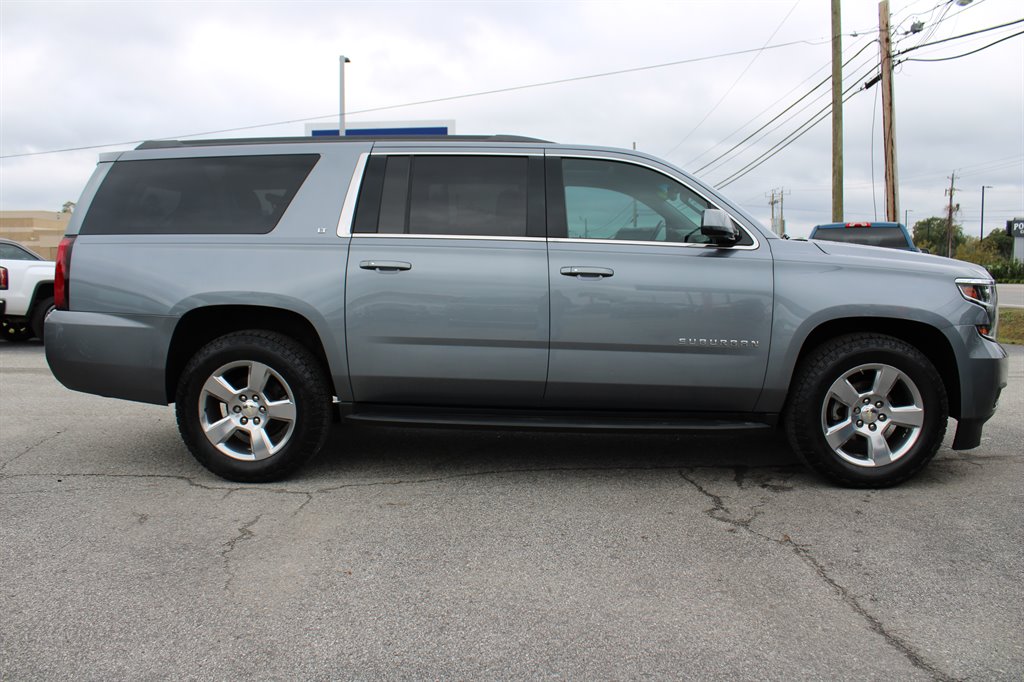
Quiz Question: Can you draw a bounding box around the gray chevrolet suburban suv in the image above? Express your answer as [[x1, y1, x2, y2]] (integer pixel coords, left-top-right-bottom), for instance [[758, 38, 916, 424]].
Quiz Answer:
[[45, 135, 1008, 487]]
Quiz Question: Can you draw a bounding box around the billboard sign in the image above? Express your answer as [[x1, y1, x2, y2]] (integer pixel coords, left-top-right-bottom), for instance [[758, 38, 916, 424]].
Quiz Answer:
[[305, 120, 455, 137]]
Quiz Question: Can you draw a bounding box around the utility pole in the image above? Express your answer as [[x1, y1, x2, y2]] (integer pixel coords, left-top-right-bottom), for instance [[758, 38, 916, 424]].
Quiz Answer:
[[980, 185, 993, 239], [767, 189, 780, 234], [339, 55, 351, 136], [831, 0, 844, 222], [879, 1, 900, 222], [945, 172, 959, 258], [766, 188, 790, 235]]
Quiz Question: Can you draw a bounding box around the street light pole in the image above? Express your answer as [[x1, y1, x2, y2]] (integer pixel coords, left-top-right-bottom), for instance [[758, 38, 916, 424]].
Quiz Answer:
[[904, 209, 912, 228], [339, 55, 351, 136], [980, 185, 993, 239]]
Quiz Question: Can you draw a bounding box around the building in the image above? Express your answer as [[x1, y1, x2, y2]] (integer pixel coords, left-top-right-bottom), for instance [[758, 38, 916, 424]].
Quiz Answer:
[[0, 208, 71, 260]]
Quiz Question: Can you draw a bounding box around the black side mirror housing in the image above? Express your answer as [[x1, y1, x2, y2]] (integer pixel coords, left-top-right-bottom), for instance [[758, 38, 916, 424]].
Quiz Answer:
[[700, 209, 740, 245]]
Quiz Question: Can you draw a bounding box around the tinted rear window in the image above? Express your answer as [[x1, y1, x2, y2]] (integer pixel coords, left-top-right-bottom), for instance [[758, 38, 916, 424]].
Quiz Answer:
[[811, 227, 912, 249], [377, 155, 529, 237], [81, 154, 319, 235]]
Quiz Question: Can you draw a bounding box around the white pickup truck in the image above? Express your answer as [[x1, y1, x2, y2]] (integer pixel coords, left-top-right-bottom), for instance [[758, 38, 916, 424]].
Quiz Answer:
[[0, 238, 55, 342]]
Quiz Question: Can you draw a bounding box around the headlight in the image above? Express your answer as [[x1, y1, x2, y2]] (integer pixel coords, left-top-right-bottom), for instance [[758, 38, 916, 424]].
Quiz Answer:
[[956, 278, 998, 341]]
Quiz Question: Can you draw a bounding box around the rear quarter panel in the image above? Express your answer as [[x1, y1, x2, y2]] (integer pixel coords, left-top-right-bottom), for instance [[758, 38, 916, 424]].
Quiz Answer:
[[63, 143, 368, 401]]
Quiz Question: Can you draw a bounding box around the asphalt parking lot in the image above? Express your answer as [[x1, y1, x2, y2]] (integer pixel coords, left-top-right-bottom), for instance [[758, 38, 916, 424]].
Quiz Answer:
[[1, 341, 1022, 680]]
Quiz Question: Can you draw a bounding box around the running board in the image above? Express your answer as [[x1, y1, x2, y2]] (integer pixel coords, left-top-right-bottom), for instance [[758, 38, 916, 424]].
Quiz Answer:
[[344, 405, 776, 431]]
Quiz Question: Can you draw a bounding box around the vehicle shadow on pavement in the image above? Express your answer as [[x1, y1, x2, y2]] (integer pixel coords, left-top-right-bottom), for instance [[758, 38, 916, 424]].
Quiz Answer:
[[300, 423, 808, 483]]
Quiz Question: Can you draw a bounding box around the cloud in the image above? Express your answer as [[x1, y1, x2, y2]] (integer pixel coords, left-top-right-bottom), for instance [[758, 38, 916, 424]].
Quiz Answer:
[[1, 0, 1021, 236]]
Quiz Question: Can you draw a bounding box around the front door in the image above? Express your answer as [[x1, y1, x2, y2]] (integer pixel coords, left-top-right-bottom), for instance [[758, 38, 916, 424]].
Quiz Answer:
[[544, 154, 773, 412]]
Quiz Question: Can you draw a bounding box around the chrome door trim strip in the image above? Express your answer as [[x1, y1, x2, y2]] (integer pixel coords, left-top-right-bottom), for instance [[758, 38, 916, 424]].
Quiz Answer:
[[336, 152, 369, 237]]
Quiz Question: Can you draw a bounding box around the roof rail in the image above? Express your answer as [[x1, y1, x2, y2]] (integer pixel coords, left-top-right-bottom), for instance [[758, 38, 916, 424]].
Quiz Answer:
[[135, 134, 552, 150]]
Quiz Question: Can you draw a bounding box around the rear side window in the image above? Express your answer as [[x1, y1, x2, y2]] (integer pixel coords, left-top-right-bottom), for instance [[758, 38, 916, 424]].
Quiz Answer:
[[81, 154, 319, 235], [377, 156, 529, 237], [0, 243, 42, 260]]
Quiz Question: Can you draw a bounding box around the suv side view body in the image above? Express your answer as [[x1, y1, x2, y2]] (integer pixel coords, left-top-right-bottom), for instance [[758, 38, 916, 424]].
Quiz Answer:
[[45, 136, 1008, 487]]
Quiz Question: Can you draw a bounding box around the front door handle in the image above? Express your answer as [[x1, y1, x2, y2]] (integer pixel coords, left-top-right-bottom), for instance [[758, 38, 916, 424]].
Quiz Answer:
[[560, 266, 614, 279], [359, 260, 412, 272]]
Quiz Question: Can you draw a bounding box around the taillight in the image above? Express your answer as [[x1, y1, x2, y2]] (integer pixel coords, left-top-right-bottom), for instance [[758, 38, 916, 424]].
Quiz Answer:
[[0, 265, 8, 290], [55, 236, 76, 310]]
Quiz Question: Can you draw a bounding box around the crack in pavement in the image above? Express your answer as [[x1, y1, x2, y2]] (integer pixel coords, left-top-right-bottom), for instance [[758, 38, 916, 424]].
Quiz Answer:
[[678, 469, 956, 682], [3, 465, 804, 496], [0, 430, 66, 474], [220, 514, 261, 593]]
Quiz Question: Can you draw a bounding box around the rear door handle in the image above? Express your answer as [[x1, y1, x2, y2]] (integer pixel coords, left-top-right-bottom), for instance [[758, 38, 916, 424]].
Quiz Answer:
[[359, 260, 412, 272], [560, 266, 614, 279]]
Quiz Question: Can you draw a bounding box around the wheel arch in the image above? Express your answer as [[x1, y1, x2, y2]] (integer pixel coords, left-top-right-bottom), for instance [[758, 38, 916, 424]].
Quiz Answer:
[[785, 317, 961, 419], [29, 281, 54, 312], [165, 305, 334, 404]]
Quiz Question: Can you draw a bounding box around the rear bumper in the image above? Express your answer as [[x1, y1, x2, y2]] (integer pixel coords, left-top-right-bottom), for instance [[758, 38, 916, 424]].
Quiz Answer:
[[45, 310, 174, 405]]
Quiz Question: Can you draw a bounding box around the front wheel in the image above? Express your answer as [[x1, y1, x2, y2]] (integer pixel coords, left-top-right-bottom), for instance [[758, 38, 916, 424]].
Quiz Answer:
[[175, 330, 332, 482], [784, 334, 948, 488]]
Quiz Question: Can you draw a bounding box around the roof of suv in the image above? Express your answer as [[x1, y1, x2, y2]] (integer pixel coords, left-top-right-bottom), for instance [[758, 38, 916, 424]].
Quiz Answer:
[[135, 135, 552, 150]]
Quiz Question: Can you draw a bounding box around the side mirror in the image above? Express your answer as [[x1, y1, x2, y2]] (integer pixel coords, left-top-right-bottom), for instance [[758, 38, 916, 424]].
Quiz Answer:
[[920, 248, 930, 254], [700, 208, 739, 244]]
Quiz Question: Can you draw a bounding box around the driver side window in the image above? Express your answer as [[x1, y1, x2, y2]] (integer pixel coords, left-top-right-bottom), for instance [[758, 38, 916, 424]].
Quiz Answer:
[[562, 158, 713, 244]]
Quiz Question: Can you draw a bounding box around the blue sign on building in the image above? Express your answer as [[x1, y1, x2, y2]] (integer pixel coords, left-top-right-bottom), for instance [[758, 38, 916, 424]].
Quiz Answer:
[[306, 120, 454, 137]]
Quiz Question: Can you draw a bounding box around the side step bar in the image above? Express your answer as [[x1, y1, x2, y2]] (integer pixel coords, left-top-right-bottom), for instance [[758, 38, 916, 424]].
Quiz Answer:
[[343, 405, 777, 431]]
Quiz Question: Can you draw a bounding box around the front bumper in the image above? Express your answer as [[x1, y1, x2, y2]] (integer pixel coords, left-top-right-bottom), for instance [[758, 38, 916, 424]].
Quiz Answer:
[[948, 324, 1008, 449]]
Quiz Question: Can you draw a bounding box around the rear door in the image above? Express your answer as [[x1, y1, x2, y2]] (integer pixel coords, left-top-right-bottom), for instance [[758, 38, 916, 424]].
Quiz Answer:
[[544, 152, 773, 412], [345, 149, 549, 407]]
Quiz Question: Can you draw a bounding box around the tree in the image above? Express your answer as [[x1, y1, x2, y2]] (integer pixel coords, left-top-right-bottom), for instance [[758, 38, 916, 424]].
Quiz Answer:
[[912, 216, 964, 255], [955, 236, 1001, 266], [983, 229, 1013, 260]]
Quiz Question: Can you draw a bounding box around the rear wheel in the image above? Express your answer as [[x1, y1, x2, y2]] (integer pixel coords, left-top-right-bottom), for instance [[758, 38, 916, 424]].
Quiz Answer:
[[1, 318, 33, 342], [175, 330, 332, 482], [785, 333, 947, 488], [30, 296, 55, 342]]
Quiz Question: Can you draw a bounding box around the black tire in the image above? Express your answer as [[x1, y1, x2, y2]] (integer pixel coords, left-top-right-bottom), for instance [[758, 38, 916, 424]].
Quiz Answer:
[[175, 330, 332, 482], [1, 318, 33, 342], [784, 333, 947, 488], [30, 296, 55, 342]]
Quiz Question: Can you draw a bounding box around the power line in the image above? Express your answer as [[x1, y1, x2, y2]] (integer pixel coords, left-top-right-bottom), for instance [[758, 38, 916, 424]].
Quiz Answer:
[[714, 81, 870, 190], [681, 35, 858, 166], [894, 17, 1024, 56], [900, 29, 1023, 62], [662, 0, 802, 158], [703, 56, 879, 184], [0, 36, 834, 161], [709, 16, 1024, 190], [693, 40, 878, 176]]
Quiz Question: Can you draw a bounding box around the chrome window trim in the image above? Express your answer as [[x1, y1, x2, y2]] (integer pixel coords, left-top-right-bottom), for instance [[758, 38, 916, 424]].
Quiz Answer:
[[547, 237, 759, 251], [351, 233, 545, 243], [370, 151, 543, 157], [336, 152, 369, 237], [551, 152, 761, 250]]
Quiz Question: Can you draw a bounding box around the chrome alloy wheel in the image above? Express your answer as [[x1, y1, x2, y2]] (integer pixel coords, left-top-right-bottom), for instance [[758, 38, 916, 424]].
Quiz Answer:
[[820, 363, 925, 468], [198, 360, 297, 461]]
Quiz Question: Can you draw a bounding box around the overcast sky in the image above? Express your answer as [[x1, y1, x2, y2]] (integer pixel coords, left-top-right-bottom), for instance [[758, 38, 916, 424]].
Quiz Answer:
[[1, 0, 1021, 237]]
